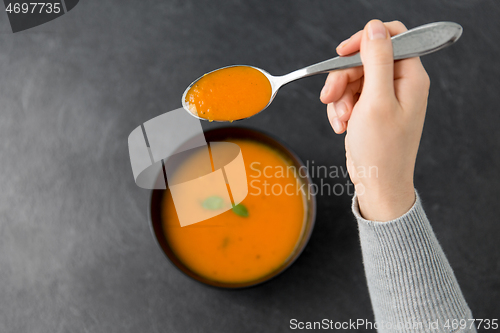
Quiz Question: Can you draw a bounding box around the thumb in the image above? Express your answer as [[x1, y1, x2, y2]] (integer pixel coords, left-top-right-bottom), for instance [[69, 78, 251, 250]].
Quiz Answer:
[[360, 20, 395, 98]]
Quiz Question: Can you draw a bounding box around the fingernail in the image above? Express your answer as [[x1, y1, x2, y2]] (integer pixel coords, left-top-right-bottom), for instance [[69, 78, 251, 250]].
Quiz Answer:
[[332, 117, 341, 133], [368, 20, 387, 40], [336, 101, 347, 118], [320, 83, 330, 99], [337, 38, 350, 49]]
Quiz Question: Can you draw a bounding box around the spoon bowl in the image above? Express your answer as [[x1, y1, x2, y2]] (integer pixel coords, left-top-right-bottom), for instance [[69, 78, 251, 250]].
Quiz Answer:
[[182, 21, 462, 122], [181, 65, 278, 122]]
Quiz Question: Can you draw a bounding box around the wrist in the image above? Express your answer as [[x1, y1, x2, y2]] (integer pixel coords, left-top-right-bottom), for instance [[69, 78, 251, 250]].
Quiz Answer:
[[355, 183, 416, 222]]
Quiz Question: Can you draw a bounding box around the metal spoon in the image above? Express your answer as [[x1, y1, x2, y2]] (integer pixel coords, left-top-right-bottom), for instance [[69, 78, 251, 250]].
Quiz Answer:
[[182, 21, 462, 122]]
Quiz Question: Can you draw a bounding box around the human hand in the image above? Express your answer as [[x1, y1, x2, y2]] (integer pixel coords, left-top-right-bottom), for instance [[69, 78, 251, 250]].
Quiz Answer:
[[320, 20, 430, 221]]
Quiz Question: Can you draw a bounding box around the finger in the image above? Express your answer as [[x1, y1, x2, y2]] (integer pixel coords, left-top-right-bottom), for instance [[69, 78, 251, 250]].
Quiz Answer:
[[394, 56, 430, 110], [334, 79, 361, 122], [320, 66, 364, 104], [327, 103, 347, 134], [385, 20, 408, 35], [336, 30, 362, 56], [323, 21, 408, 105], [336, 20, 408, 57], [387, 20, 428, 105], [359, 19, 395, 99]]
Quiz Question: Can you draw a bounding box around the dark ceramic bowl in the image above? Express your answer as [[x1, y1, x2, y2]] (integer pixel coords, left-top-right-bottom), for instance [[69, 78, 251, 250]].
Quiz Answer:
[[149, 127, 316, 288]]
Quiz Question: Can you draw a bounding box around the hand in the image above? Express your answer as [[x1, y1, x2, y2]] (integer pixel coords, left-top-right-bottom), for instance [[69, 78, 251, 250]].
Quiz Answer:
[[320, 20, 430, 221]]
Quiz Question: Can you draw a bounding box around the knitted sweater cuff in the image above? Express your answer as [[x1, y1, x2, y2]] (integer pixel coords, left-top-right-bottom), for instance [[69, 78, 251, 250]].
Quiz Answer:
[[352, 190, 475, 332]]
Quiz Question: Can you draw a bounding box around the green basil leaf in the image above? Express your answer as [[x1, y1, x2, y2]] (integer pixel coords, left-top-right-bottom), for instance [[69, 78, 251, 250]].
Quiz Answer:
[[202, 196, 224, 210], [232, 203, 249, 217]]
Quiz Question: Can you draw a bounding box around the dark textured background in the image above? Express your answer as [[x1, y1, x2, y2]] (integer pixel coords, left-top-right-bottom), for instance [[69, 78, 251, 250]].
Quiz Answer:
[[0, 0, 499, 332]]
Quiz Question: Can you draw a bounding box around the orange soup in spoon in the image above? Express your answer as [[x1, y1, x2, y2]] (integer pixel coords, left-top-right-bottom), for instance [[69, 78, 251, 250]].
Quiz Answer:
[[183, 66, 272, 122]]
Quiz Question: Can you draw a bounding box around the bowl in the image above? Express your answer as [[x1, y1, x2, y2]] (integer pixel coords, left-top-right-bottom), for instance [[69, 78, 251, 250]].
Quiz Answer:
[[149, 127, 316, 288]]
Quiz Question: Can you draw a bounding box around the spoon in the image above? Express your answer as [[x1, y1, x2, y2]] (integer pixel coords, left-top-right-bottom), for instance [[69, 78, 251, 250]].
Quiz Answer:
[[182, 21, 462, 122]]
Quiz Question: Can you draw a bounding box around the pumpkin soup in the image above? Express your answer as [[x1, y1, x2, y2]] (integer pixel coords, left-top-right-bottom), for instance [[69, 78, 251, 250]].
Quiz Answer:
[[184, 66, 272, 122], [161, 139, 306, 284]]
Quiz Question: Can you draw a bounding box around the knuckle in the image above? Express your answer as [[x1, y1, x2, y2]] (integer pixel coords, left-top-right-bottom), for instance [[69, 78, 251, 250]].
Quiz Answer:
[[368, 53, 394, 67], [326, 70, 344, 85], [423, 73, 431, 89], [389, 20, 407, 30], [364, 100, 394, 119], [362, 45, 394, 66], [417, 71, 431, 90], [386, 20, 408, 36]]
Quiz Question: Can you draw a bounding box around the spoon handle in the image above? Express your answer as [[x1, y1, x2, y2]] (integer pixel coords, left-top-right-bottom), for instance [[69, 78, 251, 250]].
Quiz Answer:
[[278, 21, 462, 86]]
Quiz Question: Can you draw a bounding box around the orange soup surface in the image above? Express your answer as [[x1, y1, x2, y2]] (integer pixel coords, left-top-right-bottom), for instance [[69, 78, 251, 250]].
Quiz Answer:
[[162, 139, 306, 284], [184, 66, 272, 122]]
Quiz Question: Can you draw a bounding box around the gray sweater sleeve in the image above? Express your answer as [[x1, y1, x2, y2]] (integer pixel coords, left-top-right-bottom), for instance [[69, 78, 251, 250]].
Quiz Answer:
[[352, 190, 476, 332]]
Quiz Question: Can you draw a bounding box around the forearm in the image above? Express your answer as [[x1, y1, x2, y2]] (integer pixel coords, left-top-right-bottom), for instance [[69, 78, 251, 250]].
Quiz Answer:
[[353, 190, 476, 332]]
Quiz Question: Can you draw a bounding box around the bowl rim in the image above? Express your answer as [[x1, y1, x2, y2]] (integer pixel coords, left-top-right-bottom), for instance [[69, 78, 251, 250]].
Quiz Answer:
[[148, 126, 317, 289]]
